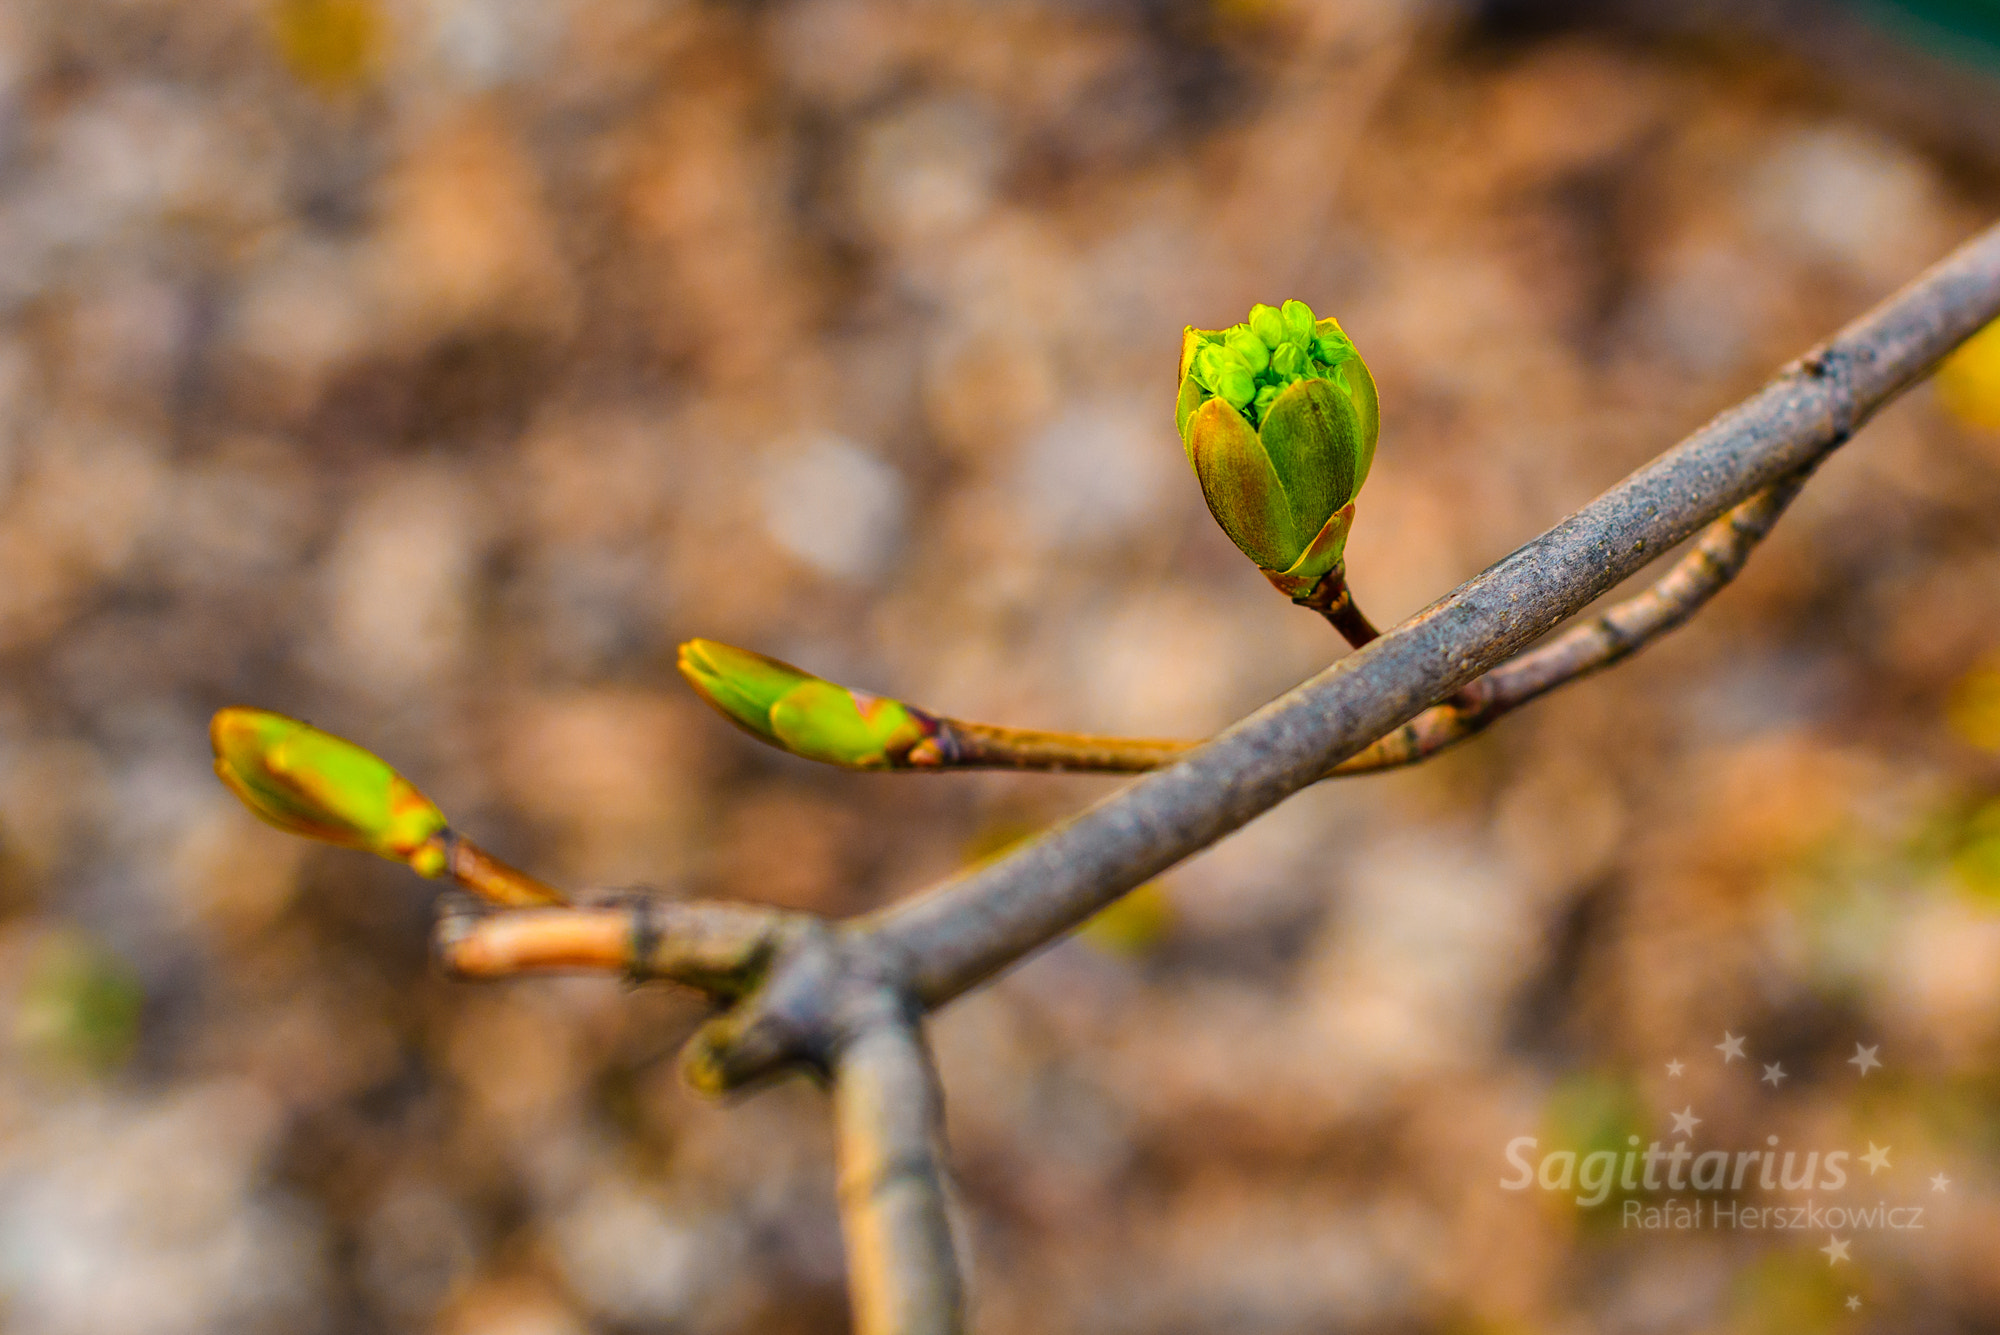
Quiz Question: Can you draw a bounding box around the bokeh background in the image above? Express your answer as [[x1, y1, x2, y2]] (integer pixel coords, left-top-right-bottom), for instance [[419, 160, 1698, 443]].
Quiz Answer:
[[6, 0, 2000, 1330]]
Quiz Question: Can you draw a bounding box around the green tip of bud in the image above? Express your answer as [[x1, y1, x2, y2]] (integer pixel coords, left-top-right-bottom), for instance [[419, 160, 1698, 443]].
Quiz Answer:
[[1281, 299, 1316, 342], [1270, 342, 1308, 379], [1217, 366, 1256, 409], [677, 639, 932, 769], [676, 638, 813, 740], [210, 708, 449, 875], [1223, 327, 1270, 375], [1313, 327, 1354, 365], [1247, 303, 1286, 350]]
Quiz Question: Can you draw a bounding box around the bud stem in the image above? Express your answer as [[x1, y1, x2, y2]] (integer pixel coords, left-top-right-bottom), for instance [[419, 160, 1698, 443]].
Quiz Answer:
[[1293, 564, 1382, 649], [911, 722, 1188, 772], [1292, 567, 1489, 710], [433, 832, 570, 908]]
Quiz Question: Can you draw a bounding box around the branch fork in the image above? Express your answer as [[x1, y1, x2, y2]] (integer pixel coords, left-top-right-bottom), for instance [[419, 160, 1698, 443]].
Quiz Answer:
[[225, 219, 2000, 1335]]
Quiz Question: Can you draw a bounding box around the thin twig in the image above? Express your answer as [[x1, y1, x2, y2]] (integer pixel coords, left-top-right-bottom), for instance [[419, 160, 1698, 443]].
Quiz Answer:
[[436, 833, 569, 908], [914, 721, 1186, 772], [1323, 469, 1811, 774]]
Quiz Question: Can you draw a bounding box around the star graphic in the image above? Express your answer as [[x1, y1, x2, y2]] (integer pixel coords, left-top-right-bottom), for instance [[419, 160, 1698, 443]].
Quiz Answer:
[[1932, 1172, 1951, 1193], [1670, 1106, 1702, 1137], [1821, 1235, 1852, 1265], [1666, 1058, 1685, 1077], [1762, 1062, 1787, 1087], [1849, 1043, 1882, 1076], [1861, 1142, 1892, 1175], [1846, 1295, 1862, 1311], [1717, 1031, 1746, 1064]]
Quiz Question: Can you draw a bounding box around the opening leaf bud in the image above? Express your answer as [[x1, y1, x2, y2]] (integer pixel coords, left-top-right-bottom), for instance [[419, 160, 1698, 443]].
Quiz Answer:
[[1174, 302, 1380, 596], [1247, 303, 1286, 350], [1280, 299, 1317, 342]]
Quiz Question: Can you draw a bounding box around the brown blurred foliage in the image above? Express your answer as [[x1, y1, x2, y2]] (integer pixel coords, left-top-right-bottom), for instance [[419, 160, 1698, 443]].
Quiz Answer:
[[2, 1, 2000, 1331]]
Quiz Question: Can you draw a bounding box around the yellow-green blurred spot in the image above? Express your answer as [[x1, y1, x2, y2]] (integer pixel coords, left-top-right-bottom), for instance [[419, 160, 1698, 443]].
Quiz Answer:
[[1730, 1250, 1851, 1335], [963, 817, 1172, 956], [1950, 796, 2000, 903], [962, 818, 1040, 867], [1079, 880, 1174, 957], [271, 0, 380, 92], [1948, 658, 2000, 753], [16, 932, 143, 1076], [1540, 1070, 1647, 1228], [1544, 1070, 1645, 1156], [1937, 317, 2000, 431]]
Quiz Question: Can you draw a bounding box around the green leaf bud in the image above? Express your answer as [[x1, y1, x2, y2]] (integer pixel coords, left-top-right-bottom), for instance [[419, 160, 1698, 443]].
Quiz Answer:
[[1313, 329, 1354, 365], [678, 639, 932, 769], [210, 708, 450, 876], [1281, 299, 1317, 342], [1247, 303, 1286, 350], [1216, 364, 1256, 409], [1192, 342, 1247, 392], [1223, 326, 1270, 375], [1174, 302, 1379, 597]]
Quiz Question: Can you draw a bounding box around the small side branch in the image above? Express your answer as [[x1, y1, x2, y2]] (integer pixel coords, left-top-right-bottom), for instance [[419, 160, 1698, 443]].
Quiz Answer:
[[435, 898, 786, 999], [832, 999, 965, 1335], [1325, 470, 1810, 774]]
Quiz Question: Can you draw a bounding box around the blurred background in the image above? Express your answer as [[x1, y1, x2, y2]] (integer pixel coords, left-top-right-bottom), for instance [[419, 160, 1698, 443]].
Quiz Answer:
[[4, 0, 2000, 1330]]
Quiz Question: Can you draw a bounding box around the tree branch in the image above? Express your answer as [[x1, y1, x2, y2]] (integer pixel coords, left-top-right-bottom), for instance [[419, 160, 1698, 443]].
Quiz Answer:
[[832, 998, 965, 1335], [436, 833, 570, 908], [862, 219, 2000, 1012]]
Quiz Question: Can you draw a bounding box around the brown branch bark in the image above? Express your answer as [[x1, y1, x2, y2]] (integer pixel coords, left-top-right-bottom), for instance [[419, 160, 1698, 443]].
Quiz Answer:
[[436, 898, 784, 998], [438, 834, 569, 907], [833, 1000, 964, 1335]]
